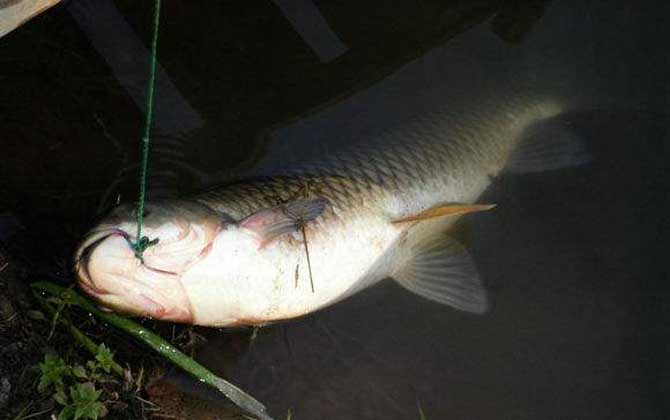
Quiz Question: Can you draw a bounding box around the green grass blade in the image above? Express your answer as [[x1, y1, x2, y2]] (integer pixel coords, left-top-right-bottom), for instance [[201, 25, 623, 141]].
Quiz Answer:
[[417, 399, 427, 420], [31, 281, 273, 420], [33, 291, 125, 377]]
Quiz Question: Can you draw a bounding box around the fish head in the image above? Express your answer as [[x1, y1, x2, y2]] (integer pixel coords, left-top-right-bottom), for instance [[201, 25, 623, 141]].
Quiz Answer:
[[74, 200, 224, 322]]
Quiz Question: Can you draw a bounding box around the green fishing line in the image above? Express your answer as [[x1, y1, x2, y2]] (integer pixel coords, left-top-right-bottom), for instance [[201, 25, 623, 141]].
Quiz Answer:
[[132, 0, 162, 260]]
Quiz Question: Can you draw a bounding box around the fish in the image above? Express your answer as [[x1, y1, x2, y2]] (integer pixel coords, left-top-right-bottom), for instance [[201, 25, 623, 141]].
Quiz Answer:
[[74, 84, 588, 327]]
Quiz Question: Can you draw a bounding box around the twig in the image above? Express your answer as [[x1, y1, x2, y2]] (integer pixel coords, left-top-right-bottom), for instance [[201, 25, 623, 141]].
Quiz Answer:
[[133, 395, 158, 407], [12, 400, 52, 420], [151, 414, 187, 420], [10, 401, 33, 420], [300, 225, 315, 293]]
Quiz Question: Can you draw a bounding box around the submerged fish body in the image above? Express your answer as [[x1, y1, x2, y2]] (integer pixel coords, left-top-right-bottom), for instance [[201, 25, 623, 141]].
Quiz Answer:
[[75, 85, 586, 326]]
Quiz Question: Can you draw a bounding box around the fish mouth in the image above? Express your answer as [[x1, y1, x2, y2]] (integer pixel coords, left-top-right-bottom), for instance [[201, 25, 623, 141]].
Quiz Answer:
[[74, 228, 194, 323], [76, 228, 184, 279], [75, 228, 130, 286]]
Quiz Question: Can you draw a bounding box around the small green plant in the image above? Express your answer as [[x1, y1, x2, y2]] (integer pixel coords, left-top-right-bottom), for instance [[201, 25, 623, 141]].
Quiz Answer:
[[56, 382, 106, 420], [38, 344, 115, 419]]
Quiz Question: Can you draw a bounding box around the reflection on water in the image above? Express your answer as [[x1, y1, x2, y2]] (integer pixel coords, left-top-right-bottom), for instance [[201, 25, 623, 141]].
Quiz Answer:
[[2, 0, 668, 419]]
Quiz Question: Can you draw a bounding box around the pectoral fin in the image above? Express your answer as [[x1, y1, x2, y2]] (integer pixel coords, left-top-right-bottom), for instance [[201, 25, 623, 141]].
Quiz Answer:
[[240, 197, 328, 246], [391, 235, 488, 314], [391, 203, 495, 225]]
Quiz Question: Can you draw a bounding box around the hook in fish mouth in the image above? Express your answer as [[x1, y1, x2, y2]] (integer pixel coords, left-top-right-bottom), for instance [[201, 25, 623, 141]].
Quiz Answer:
[[75, 228, 181, 289], [73, 218, 198, 323]]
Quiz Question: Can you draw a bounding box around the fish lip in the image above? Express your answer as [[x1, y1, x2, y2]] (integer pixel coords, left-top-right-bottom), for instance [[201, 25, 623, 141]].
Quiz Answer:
[[78, 279, 108, 297], [75, 228, 131, 287], [79, 274, 193, 322]]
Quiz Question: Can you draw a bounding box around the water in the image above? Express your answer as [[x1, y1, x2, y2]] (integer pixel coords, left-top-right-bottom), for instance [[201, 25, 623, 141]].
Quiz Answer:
[[1, 1, 668, 419]]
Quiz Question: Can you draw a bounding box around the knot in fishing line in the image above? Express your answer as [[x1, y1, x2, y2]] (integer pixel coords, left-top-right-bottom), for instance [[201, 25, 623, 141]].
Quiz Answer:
[[128, 236, 160, 262]]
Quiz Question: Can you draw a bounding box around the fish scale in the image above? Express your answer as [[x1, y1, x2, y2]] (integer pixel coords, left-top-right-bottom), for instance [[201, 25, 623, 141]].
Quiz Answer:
[[205, 89, 564, 241]]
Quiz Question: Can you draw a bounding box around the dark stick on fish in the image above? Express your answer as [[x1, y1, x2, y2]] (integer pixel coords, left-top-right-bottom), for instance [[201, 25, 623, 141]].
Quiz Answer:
[[283, 198, 317, 293], [300, 224, 315, 293], [294, 263, 300, 289]]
